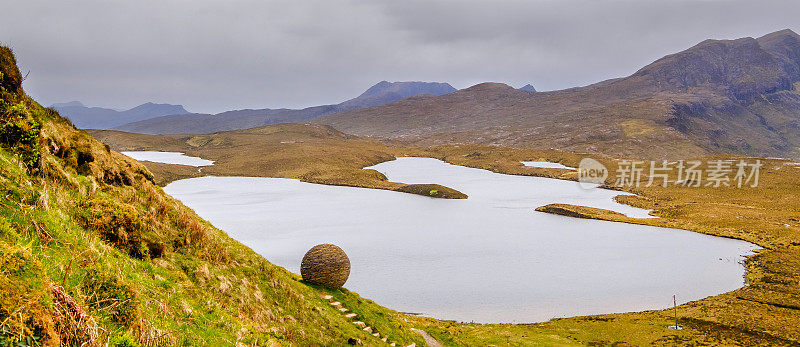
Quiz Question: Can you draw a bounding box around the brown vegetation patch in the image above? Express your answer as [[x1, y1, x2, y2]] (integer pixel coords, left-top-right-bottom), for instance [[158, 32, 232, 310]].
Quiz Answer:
[[395, 184, 467, 199], [535, 203, 629, 220], [51, 284, 98, 346]]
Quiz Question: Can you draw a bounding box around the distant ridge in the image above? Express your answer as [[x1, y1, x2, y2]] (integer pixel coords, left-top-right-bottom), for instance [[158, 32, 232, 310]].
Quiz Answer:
[[50, 100, 85, 108], [339, 81, 456, 109], [316, 29, 800, 159], [114, 81, 456, 134], [52, 102, 189, 129], [519, 84, 537, 92]]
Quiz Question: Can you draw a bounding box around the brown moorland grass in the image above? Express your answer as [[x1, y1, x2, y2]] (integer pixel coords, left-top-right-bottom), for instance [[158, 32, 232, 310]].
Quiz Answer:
[[90, 126, 469, 198], [94, 127, 800, 345]]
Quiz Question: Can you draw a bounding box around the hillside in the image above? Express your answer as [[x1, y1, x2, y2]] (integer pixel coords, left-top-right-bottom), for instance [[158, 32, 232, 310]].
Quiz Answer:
[[114, 81, 456, 135], [316, 29, 800, 160], [52, 102, 189, 130], [0, 47, 426, 346]]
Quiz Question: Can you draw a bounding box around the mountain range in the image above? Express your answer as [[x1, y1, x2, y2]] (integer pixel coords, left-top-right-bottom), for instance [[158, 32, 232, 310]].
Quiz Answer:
[[51, 101, 189, 129], [315, 29, 800, 159], [113, 81, 456, 134], [66, 29, 800, 159]]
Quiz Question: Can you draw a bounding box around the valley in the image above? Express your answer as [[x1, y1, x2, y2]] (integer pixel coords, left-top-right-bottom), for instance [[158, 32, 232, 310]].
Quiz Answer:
[[3, 17, 800, 346], [94, 120, 800, 345]]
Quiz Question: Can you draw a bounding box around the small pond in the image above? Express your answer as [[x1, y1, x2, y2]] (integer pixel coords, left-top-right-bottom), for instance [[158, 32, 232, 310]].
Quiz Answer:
[[521, 161, 575, 169], [122, 151, 214, 166]]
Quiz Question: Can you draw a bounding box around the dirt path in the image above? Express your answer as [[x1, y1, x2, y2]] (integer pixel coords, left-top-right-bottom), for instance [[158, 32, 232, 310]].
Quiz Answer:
[[411, 328, 444, 347]]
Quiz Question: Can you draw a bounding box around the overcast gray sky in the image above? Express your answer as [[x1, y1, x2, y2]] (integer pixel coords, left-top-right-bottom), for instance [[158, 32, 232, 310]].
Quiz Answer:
[[2, 0, 799, 113]]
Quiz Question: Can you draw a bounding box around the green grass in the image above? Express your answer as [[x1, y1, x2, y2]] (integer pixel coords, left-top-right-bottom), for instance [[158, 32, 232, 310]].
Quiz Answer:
[[323, 287, 423, 345], [0, 112, 425, 346], [0, 46, 425, 346]]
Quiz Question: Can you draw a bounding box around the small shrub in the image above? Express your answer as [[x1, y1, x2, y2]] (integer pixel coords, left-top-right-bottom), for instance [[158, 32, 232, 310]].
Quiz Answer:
[[79, 197, 150, 260], [146, 241, 165, 259], [0, 48, 22, 94], [82, 271, 140, 325], [111, 334, 140, 347], [0, 101, 41, 170], [50, 284, 99, 346]]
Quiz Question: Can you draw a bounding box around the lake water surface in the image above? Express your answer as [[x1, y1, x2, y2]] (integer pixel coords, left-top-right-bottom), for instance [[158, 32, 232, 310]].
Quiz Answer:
[[122, 151, 214, 166], [521, 161, 575, 169], [163, 157, 756, 323]]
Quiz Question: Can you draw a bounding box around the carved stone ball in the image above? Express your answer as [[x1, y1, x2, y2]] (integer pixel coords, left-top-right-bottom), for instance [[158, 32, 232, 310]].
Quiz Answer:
[[301, 244, 351, 288]]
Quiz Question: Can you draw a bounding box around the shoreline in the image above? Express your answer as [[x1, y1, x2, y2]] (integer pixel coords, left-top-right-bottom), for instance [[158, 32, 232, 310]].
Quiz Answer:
[[158, 156, 758, 326]]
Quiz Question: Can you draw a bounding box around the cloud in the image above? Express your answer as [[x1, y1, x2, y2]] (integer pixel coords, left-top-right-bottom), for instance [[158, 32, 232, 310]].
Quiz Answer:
[[1, 0, 798, 113]]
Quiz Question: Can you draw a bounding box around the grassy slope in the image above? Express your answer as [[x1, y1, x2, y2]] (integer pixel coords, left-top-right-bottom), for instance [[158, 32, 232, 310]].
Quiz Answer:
[[94, 126, 800, 344], [0, 47, 425, 346]]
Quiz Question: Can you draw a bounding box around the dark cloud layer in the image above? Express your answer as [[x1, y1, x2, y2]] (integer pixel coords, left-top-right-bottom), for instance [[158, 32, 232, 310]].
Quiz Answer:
[[2, 0, 798, 113]]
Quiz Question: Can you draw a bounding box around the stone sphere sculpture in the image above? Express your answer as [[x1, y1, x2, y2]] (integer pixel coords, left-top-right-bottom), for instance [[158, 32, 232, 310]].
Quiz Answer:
[[301, 244, 351, 288]]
